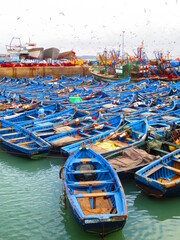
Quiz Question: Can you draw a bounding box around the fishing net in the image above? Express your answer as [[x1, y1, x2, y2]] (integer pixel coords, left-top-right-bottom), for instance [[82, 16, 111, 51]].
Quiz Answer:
[[109, 146, 160, 170], [75, 164, 97, 181], [146, 139, 162, 152]]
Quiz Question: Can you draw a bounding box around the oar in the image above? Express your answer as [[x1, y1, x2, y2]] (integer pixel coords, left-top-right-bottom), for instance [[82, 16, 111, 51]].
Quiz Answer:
[[104, 122, 130, 141], [162, 162, 180, 175]]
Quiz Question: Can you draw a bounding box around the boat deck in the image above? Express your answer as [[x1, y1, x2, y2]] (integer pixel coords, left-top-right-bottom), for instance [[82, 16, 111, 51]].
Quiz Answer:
[[74, 189, 115, 215], [53, 135, 83, 146], [89, 141, 128, 154], [157, 175, 180, 183]]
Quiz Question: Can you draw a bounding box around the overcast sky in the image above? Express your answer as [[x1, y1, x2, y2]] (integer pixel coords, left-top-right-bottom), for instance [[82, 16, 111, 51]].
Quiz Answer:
[[0, 0, 180, 58]]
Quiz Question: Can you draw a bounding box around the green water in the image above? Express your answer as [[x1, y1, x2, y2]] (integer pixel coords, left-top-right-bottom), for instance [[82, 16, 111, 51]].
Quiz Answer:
[[0, 151, 179, 240]]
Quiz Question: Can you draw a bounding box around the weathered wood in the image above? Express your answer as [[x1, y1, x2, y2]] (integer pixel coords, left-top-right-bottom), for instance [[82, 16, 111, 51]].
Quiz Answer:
[[2, 132, 18, 137], [163, 164, 180, 175], [144, 164, 162, 177], [0, 127, 12, 131], [69, 180, 109, 186], [78, 192, 113, 198]]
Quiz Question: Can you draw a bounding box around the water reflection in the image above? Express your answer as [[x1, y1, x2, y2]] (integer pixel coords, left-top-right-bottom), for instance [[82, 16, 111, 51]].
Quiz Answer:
[[0, 148, 66, 173], [134, 192, 180, 221], [61, 201, 102, 240]]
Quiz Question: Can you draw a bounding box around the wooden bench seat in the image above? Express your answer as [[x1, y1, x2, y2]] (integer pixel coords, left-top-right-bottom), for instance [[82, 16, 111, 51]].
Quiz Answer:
[[27, 115, 36, 120], [67, 169, 108, 174], [68, 180, 112, 186], [0, 127, 12, 131], [74, 192, 114, 198], [71, 158, 97, 164], [9, 136, 28, 142], [2, 132, 19, 137], [18, 140, 35, 146]]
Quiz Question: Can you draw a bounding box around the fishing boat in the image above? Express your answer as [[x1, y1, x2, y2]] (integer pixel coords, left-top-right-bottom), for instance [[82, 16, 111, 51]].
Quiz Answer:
[[3, 103, 59, 125], [60, 145, 127, 235], [89, 66, 131, 84], [63, 118, 148, 157], [135, 149, 180, 197], [45, 114, 121, 151], [106, 146, 160, 179], [88, 119, 148, 157], [106, 138, 179, 179], [25, 40, 44, 59], [61, 114, 123, 156], [0, 119, 51, 159]]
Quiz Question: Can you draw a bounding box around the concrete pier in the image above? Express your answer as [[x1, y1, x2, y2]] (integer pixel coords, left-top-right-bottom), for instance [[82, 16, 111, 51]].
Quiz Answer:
[[0, 65, 91, 78]]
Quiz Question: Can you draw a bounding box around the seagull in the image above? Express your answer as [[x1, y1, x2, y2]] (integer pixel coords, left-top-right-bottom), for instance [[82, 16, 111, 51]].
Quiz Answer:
[[17, 17, 20, 20], [59, 12, 65, 16]]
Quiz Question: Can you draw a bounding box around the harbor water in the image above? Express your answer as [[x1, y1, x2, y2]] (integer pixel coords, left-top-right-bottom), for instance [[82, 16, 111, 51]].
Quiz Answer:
[[0, 150, 179, 240]]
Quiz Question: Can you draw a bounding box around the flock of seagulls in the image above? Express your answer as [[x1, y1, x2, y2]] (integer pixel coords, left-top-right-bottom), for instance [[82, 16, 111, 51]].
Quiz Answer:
[[1, 1, 179, 56]]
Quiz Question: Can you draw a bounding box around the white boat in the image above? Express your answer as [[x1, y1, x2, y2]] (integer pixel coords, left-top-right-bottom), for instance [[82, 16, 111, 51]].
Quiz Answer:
[[6, 37, 29, 59], [26, 41, 44, 59]]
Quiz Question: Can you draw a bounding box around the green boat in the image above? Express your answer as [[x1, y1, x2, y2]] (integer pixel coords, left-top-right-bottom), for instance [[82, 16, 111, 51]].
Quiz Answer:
[[89, 59, 131, 82]]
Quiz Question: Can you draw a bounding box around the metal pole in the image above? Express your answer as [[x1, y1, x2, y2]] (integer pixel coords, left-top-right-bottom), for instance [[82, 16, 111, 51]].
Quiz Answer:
[[122, 31, 125, 59], [105, 48, 107, 74]]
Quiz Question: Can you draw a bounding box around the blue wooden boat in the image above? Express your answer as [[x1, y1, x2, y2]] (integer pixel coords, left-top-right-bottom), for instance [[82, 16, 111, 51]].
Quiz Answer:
[[60, 145, 127, 235], [0, 119, 51, 159], [62, 118, 148, 157], [45, 115, 120, 151], [61, 114, 123, 156], [3, 103, 59, 124], [88, 119, 148, 157], [135, 149, 180, 197]]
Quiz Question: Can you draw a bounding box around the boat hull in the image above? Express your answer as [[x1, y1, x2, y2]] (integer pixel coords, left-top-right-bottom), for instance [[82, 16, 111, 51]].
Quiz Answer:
[[62, 146, 127, 236], [0, 141, 49, 159], [135, 149, 180, 198], [135, 179, 180, 198], [28, 48, 44, 59]]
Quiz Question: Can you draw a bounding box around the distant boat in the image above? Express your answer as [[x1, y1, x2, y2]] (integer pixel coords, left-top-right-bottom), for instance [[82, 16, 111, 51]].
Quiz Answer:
[[58, 50, 76, 60], [41, 48, 59, 60], [6, 37, 29, 60], [89, 65, 130, 83], [60, 145, 127, 235], [26, 41, 44, 59]]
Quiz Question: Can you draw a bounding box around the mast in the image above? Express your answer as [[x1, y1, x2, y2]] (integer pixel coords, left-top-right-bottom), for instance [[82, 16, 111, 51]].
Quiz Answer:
[[122, 31, 125, 59]]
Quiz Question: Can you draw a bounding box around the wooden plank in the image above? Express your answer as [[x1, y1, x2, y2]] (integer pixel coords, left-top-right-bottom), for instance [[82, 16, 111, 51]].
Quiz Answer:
[[174, 154, 180, 159], [76, 192, 114, 198], [54, 126, 74, 133], [9, 136, 28, 142], [18, 140, 35, 146], [174, 154, 180, 162], [27, 115, 36, 120], [81, 158, 91, 163], [0, 127, 12, 131], [144, 164, 162, 177], [126, 137, 134, 142], [2, 132, 18, 137], [163, 165, 180, 175], [53, 136, 83, 146], [68, 169, 108, 174], [68, 180, 109, 186]]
